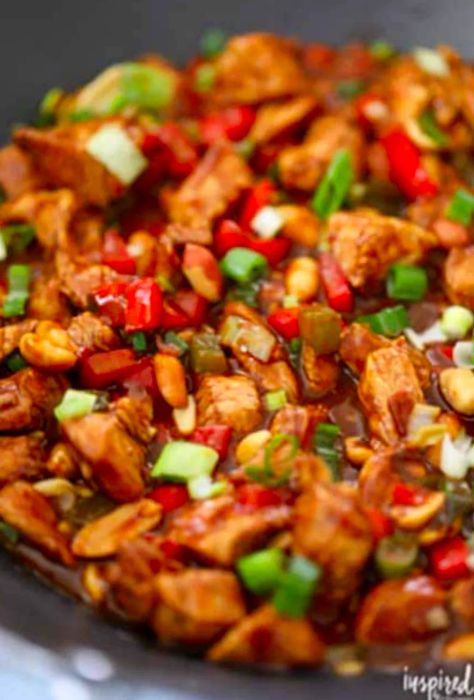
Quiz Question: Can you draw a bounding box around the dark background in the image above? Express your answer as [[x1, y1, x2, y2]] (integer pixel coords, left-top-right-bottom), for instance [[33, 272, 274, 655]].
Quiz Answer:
[[1, 1, 474, 698]]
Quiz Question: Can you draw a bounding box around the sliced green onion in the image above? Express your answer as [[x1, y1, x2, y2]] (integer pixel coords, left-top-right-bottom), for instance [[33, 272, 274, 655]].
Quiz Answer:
[[357, 305, 409, 337], [199, 28, 227, 58], [245, 433, 299, 487], [299, 304, 341, 354], [54, 389, 98, 422], [5, 351, 27, 373], [337, 80, 366, 100], [131, 331, 147, 352], [440, 305, 474, 339], [445, 189, 474, 226], [375, 533, 418, 579], [418, 110, 448, 147], [187, 475, 226, 500], [120, 63, 174, 111], [0, 520, 20, 544], [370, 40, 396, 61], [194, 64, 216, 93], [313, 422, 341, 481], [237, 547, 285, 595], [68, 109, 96, 123], [0, 224, 36, 256], [272, 555, 322, 618], [3, 264, 31, 318], [288, 337, 302, 369], [235, 138, 255, 160], [264, 389, 287, 411], [225, 280, 260, 307], [413, 47, 450, 77], [220, 247, 268, 284], [85, 124, 148, 185], [387, 264, 428, 301], [283, 295, 299, 309], [311, 149, 353, 220], [164, 331, 189, 356], [37, 87, 63, 126], [190, 332, 227, 373], [151, 441, 219, 481]]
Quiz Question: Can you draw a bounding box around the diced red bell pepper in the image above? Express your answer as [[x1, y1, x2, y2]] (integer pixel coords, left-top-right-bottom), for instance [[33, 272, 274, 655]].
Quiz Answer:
[[391, 482, 427, 507], [148, 484, 189, 513], [267, 307, 300, 341], [199, 106, 255, 144], [102, 229, 136, 275], [381, 128, 439, 200], [191, 425, 232, 460], [123, 357, 159, 397], [173, 289, 207, 326], [125, 278, 162, 332], [237, 483, 284, 509], [93, 280, 129, 327], [142, 122, 198, 178], [160, 539, 186, 561], [239, 179, 276, 230], [365, 508, 394, 541], [80, 349, 137, 389], [214, 219, 251, 258], [161, 300, 190, 330], [430, 536, 470, 580], [249, 235, 291, 266], [438, 344, 454, 361], [319, 252, 354, 312], [354, 92, 386, 129]]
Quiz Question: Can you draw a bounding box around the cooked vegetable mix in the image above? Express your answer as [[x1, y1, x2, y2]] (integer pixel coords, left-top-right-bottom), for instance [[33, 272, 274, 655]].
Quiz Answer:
[[1, 31, 474, 673]]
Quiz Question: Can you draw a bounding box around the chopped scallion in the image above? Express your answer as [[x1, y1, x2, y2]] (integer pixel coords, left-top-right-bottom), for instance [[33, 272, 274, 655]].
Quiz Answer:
[[337, 79, 366, 100], [187, 475, 226, 500], [245, 433, 299, 487], [311, 149, 353, 220], [0, 224, 36, 256], [264, 389, 287, 411], [220, 247, 268, 284], [5, 351, 27, 373], [85, 124, 148, 185], [237, 547, 285, 595], [120, 63, 174, 111], [2, 264, 31, 318], [375, 533, 418, 579], [370, 40, 396, 61], [418, 110, 448, 147], [387, 264, 428, 301], [199, 28, 227, 58], [440, 305, 474, 339], [164, 331, 189, 356], [357, 305, 409, 337], [151, 441, 219, 481], [272, 555, 322, 618], [445, 188, 474, 226], [194, 64, 216, 93], [54, 389, 98, 422], [131, 331, 147, 352]]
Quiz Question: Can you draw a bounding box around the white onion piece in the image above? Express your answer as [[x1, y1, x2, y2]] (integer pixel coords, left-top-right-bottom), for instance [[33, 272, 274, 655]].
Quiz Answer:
[[251, 206, 284, 239], [453, 341, 474, 368], [404, 321, 447, 350], [407, 403, 440, 440], [85, 124, 148, 185], [413, 47, 450, 77], [440, 434, 471, 479]]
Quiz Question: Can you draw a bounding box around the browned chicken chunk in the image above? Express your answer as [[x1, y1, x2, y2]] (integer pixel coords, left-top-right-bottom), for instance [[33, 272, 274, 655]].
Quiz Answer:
[[444, 245, 474, 310], [196, 374, 262, 433], [0, 368, 66, 432]]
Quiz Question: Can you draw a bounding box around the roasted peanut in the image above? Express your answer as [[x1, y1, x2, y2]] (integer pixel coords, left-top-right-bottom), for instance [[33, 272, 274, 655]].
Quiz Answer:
[[72, 499, 162, 558], [20, 321, 77, 370], [439, 367, 474, 416], [442, 633, 474, 660], [277, 205, 320, 247], [236, 430, 272, 464], [153, 353, 188, 408], [82, 563, 108, 604], [172, 395, 196, 435], [127, 230, 158, 276], [47, 442, 78, 478], [284, 257, 319, 302], [344, 437, 373, 466], [391, 491, 445, 530]]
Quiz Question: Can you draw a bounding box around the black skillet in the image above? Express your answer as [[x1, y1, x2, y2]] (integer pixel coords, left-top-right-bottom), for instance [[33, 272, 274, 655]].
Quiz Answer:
[[0, 1, 473, 697]]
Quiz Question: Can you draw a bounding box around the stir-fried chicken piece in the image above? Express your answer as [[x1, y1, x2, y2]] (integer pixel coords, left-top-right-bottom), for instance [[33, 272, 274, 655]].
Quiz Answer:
[[67, 312, 119, 353], [0, 368, 66, 432], [301, 343, 339, 397], [444, 246, 474, 310], [55, 251, 120, 308], [249, 95, 317, 144], [0, 434, 46, 485], [208, 604, 324, 667], [163, 142, 252, 228], [0, 319, 38, 362], [0, 144, 43, 198], [233, 348, 299, 403], [0, 481, 74, 565], [328, 209, 437, 287], [196, 374, 262, 433], [152, 569, 246, 646], [210, 33, 309, 106]]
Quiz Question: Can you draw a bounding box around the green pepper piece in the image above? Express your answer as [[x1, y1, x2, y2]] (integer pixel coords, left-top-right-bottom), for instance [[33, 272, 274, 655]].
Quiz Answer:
[[190, 332, 228, 373], [299, 304, 341, 354]]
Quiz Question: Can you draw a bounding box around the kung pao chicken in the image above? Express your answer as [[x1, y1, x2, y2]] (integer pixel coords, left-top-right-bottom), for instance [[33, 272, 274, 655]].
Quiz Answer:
[[0, 31, 474, 672]]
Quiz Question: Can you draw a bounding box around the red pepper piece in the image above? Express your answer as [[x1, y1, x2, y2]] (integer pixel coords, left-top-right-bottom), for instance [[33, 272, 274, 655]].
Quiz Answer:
[[125, 278, 162, 332], [239, 179, 276, 230], [214, 219, 251, 258], [354, 92, 386, 130], [237, 483, 284, 509], [191, 425, 232, 460], [438, 344, 454, 361], [365, 508, 394, 541], [249, 236, 291, 266], [319, 252, 354, 312], [93, 280, 129, 327], [102, 229, 136, 275], [123, 357, 159, 397], [161, 300, 190, 330], [430, 536, 470, 580], [148, 484, 189, 513], [199, 106, 255, 144], [160, 539, 185, 561], [391, 482, 427, 507], [173, 289, 207, 326], [80, 349, 137, 389], [381, 128, 439, 200], [267, 308, 300, 341], [142, 122, 198, 178]]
